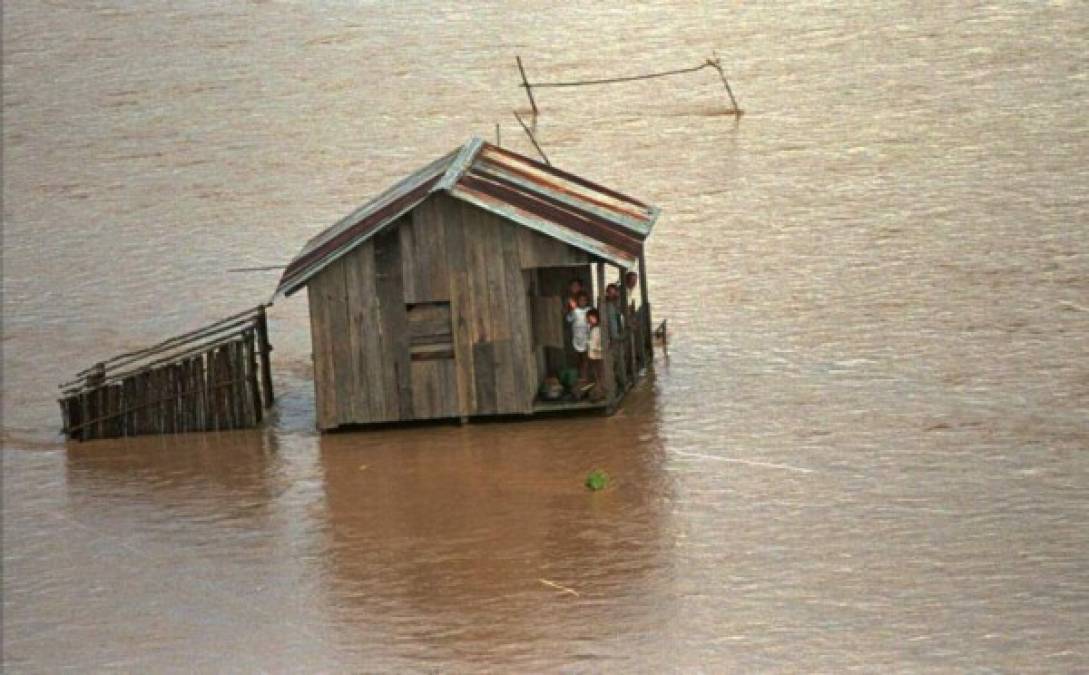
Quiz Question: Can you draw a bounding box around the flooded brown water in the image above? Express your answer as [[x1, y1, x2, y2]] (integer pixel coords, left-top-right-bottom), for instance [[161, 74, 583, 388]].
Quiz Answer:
[[4, 1, 1088, 671]]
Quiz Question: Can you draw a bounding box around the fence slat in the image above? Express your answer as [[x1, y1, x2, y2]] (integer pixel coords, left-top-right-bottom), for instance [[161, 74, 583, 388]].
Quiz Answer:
[[244, 330, 262, 426], [58, 307, 273, 441]]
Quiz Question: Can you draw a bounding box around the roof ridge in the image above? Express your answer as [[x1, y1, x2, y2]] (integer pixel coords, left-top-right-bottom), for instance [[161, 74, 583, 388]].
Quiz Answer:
[[435, 137, 485, 193]]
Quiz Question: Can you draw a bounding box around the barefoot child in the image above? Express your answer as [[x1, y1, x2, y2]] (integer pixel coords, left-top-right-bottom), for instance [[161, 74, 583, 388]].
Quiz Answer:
[[566, 291, 591, 381], [586, 308, 606, 401]]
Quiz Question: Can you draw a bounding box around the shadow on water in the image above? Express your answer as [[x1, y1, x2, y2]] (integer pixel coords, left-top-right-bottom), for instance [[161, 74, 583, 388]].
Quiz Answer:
[[313, 378, 681, 666]]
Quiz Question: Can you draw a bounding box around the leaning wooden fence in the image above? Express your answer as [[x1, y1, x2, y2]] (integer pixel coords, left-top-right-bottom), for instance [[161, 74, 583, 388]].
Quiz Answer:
[[58, 305, 274, 442]]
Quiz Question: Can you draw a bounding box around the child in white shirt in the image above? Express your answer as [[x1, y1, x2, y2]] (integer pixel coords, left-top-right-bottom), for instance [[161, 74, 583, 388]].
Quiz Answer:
[[566, 291, 591, 381]]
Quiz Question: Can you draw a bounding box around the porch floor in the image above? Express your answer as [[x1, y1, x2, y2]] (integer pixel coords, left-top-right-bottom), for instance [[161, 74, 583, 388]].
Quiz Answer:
[[532, 398, 608, 414]]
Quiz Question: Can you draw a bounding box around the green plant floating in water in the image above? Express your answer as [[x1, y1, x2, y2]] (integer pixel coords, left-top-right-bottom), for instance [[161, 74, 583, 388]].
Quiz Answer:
[[585, 470, 608, 491]]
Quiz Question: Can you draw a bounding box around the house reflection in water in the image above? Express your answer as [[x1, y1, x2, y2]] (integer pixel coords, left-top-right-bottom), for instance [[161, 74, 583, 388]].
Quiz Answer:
[[314, 385, 677, 665]]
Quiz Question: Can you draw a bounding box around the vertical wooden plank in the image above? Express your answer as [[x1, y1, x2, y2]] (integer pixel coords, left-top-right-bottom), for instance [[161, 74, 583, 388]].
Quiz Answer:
[[200, 352, 214, 431], [178, 361, 190, 434], [141, 369, 154, 435], [596, 262, 614, 403], [323, 260, 355, 427], [60, 395, 75, 440], [144, 370, 157, 436], [110, 383, 123, 438], [410, 361, 435, 420], [399, 216, 419, 304], [244, 331, 262, 425], [173, 363, 185, 434], [342, 244, 373, 423], [193, 354, 206, 431], [410, 198, 451, 302], [620, 269, 636, 383], [100, 385, 114, 438], [59, 398, 70, 438], [99, 385, 112, 438], [443, 197, 475, 417], [500, 221, 535, 412], [211, 347, 226, 430], [464, 206, 494, 345], [234, 339, 250, 427], [171, 363, 182, 434], [224, 345, 237, 430], [175, 362, 186, 434], [639, 251, 653, 355], [308, 272, 338, 430], [78, 390, 91, 441], [119, 376, 132, 435], [188, 356, 200, 432], [229, 342, 243, 429], [162, 365, 175, 435], [93, 385, 107, 439], [160, 366, 172, 435], [374, 226, 413, 420], [472, 341, 497, 414], [482, 216, 510, 342], [226, 341, 241, 428], [255, 306, 274, 407], [131, 372, 144, 436]]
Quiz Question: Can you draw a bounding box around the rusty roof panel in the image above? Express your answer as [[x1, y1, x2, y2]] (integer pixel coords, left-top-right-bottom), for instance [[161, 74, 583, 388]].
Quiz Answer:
[[275, 138, 659, 297], [450, 183, 638, 268], [458, 172, 643, 257], [470, 156, 651, 235]]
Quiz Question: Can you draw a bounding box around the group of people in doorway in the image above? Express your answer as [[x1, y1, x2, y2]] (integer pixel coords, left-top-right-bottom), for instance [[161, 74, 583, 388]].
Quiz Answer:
[[563, 271, 643, 402]]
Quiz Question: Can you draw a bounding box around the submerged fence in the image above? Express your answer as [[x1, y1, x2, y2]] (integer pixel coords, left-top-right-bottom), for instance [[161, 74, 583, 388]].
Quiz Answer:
[[58, 305, 274, 442]]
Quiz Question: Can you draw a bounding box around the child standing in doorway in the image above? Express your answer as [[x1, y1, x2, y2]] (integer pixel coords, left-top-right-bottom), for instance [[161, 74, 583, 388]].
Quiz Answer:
[[566, 291, 591, 381], [586, 308, 606, 401]]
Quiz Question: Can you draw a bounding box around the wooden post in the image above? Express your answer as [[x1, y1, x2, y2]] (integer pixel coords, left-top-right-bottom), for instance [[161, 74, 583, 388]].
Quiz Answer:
[[513, 111, 550, 166], [516, 55, 539, 117], [244, 330, 262, 425], [639, 251, 653, 356], [204, 351, 219, 431], [710, 53, 742, 115], [596, 262, 613, 404], [255, 305, 275, 408], [619, 267, 635, 385]]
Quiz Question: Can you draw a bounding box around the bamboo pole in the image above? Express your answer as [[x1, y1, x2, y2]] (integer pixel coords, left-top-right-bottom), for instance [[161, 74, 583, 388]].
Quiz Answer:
[[709, 53, 742, 114], [516, 55, 539, 117], [513, 111, 550, 166]]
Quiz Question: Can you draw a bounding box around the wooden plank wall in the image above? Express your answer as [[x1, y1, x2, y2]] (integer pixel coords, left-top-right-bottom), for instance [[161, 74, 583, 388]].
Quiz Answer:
[[307, 194, 592, 429]]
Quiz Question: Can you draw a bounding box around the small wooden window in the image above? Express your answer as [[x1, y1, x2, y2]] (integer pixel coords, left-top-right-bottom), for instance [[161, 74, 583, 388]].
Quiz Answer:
[[407, 302, 454, 361]]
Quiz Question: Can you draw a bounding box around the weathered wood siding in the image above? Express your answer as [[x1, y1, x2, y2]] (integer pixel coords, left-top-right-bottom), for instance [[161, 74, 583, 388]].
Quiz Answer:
[[307, 194, 590, 429]]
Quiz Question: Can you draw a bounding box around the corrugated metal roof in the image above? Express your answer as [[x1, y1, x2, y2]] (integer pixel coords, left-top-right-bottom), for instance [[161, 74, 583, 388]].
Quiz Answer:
[[276, 138, 659, 297]]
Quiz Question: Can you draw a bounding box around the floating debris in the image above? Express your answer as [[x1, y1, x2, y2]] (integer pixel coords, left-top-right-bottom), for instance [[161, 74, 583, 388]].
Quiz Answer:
[[585, 470, 609, 491], [538, 578, 580, 597]]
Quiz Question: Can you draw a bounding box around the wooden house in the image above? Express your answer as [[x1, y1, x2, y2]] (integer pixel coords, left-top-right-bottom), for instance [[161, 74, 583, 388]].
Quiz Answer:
[[275, 138, 660, 430]]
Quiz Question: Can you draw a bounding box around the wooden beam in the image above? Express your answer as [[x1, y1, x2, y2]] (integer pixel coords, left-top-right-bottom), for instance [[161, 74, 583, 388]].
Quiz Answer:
[[516, 55, 539, 117], [596, 262, 613, 405], [255, 305, 275, 407], [618, 266, 635, 386], [638, 252, 653, 355]]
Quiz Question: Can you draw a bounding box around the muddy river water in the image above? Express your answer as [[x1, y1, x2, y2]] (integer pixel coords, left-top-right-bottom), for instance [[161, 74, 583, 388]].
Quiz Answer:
[[3, 1, 1087, 671]]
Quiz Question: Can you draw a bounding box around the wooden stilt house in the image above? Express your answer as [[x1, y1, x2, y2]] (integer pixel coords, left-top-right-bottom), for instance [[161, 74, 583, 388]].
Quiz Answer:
[[275, 138, 659, 430]]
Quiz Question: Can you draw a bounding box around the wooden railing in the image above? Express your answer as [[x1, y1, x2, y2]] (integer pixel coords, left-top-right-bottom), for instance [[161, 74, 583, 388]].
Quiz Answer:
[[58, 305, 274, 442]]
